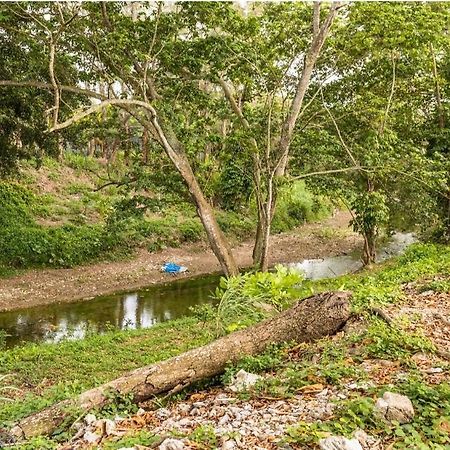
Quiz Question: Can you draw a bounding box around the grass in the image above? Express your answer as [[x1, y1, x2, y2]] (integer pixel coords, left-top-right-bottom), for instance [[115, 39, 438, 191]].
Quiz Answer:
[[0, 317, 216, 427], [1, 243, 450, 441]]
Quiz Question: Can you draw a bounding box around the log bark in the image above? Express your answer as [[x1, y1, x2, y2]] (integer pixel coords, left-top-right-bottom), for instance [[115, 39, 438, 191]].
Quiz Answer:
[[10, 291, 351, 439]]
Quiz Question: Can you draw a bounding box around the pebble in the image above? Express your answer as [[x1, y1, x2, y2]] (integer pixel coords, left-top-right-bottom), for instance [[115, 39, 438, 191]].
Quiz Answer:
[[70, 386, 343, 448], [83, 430, 101, 444], [84, 413, 96, 425], [159, 438, 185, 450]]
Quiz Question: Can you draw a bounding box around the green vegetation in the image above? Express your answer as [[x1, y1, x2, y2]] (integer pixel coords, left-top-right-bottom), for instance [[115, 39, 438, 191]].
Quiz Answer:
[[0, 157, 325, 273], [1, 2, 450, 448], [1, 243, 449, 449]]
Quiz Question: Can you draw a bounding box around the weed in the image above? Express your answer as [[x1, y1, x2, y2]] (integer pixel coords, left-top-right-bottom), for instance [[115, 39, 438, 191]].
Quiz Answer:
[[189, 424, 218, 447]]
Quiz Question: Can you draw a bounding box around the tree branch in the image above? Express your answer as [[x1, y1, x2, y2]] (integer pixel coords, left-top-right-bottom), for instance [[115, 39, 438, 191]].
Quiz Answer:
[[290, 166, 368, 180], [379, 52, 397, 135], [0, 80, 105, 100], [313, 2, 321, 37], [275, 1, 341, 178], [48, 99, 156, 132], [48, 40, 60, 128], [321, 89, 360, 168]]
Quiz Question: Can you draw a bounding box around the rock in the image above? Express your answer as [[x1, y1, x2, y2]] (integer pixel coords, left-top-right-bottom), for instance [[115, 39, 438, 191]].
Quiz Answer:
[[83, 430, 101, 444], [104, 419, 116, 435], [420, 290, 434, 296], [375, 391, 415, 424], [156, 408, 171, 419], [353, 429, 380, 449], [222, 438, 237, 449], [136, 407, 146, 416], [159, 438, 185, 450], [84, 413, 96, 425], [319, 436, 363, 450], [228, 369, 262, 392], [425, 367, 443, 374]]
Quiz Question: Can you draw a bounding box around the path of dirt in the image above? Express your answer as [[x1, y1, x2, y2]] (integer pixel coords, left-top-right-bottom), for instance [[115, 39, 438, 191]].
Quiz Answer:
[[0, 211, 361, 313]]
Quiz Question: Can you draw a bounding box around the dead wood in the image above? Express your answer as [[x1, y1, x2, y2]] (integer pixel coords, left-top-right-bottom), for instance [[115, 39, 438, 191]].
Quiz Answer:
[[10, 291, 351, 439]]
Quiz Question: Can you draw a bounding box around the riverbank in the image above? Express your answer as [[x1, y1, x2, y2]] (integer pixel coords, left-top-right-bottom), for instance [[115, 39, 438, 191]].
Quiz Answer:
[[0, 211, 360, 312], [1, 243, 449, 449]]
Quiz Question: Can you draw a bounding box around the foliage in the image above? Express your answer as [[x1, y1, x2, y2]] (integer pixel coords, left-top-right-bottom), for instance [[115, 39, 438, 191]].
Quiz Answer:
[[214, 265, 302, 333], [102, 431, 161, 450], [189, 424, 218, 447], [271, 182, 331, 233], [359, 318, 435, 360]]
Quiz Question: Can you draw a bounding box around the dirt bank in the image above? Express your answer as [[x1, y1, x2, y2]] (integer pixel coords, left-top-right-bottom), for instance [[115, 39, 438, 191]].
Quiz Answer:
[[0, 211, 361, 312]]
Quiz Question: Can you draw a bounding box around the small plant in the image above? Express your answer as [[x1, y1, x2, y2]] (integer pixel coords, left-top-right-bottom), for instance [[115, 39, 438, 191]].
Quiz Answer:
[[189, 424, 218, 447], [357, 318, 435, 360], [0, 374, 21, 404], [214, 265, 302, 333], [100, 389, 139, 418]]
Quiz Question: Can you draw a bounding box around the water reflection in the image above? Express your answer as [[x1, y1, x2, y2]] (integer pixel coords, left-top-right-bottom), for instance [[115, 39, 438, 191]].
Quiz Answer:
[[287, 232, 415, 280], [0, 275, 220, 348], [0, 233, 416, 348]]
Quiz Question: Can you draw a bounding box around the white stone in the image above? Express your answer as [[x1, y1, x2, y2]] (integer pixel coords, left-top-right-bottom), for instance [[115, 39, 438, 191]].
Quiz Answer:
[[104, 419, 116, 435], [84, 413, 96, 425], [156, 408, 171, 419], [222, 439, 237, 450], [375, 391, 415, 424], [425, 367, 443, 374], [83, 430, 101, 444], [159, 438, 185, 450], [228, 369, 262, 392], [319, 436, 363, 450]]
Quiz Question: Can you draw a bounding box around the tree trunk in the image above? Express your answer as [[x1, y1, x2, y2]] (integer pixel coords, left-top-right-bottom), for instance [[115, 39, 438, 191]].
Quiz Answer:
[[362, 228, 376, 266], [10, 291, 351, 440], [144, 117, 239, 277]]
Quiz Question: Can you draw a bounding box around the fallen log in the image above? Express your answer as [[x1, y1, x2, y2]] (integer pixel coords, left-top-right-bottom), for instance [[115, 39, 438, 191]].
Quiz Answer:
[[11, 291, 351, 439]]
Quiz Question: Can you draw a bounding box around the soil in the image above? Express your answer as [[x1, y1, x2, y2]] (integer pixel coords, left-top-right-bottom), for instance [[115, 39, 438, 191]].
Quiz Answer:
[[0, 211, 361, 313]]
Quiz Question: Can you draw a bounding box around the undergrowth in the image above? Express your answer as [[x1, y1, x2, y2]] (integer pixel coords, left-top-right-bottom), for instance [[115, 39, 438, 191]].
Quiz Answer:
[[1, 244, 450, 448]]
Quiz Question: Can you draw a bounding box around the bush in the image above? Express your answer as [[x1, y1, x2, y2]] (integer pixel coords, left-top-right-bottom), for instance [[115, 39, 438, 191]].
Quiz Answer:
[[272, 182, 331, 233], [214, 265, 303, 333], [0, 182, 35, 228], [0, 224, 106, 267]]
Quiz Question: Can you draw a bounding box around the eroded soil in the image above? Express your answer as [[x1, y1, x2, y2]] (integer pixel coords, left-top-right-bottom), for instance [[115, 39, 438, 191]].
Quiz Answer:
[[0, 211, 360, 312]]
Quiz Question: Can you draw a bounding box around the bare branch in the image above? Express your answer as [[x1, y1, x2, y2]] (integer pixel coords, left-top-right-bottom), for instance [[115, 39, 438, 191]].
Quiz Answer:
[[379, 51, 397, 135], [275, 1, 341, 178], [48, 40, 60, 128], [218, 79, 249, 128], [290, 166, 372, 181], [0, 80, 105, 100], [313, 2, 321, 37], [48, 99, 156, 132], [321, 90, 360, 168]]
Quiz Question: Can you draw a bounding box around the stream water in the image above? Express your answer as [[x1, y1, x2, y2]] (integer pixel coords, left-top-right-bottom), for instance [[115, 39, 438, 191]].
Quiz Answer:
[[0, 233, 415, 349]]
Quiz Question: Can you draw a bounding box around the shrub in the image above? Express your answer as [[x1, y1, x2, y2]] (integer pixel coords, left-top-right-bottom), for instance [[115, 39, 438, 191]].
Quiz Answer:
[[214, 265, 303, 333]]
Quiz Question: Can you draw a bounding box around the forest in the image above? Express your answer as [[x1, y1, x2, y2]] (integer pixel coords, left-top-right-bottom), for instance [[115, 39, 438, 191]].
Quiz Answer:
[[0, 2, 450, 449]]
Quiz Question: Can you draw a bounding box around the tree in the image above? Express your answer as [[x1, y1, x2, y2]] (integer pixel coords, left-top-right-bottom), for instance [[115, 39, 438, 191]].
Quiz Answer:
[[289, 2, 450, 263], [0, 1, 340, 274]]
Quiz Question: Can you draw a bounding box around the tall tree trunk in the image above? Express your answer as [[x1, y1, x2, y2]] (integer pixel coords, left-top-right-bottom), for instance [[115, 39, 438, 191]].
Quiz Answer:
[[145, 117, 239, 276], [10, 291, 351, 440], [362, 227, 376, 266], [252, 3, 340, 270]]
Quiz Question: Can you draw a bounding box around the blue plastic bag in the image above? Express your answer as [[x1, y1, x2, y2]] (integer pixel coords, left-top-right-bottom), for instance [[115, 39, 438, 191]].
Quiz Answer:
[[161, 262, 188, 274]]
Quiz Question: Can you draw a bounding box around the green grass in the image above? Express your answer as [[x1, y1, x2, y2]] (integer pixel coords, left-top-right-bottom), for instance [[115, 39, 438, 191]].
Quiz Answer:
[[1, 243, 449, 437], [0, 317, 216, 427]]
